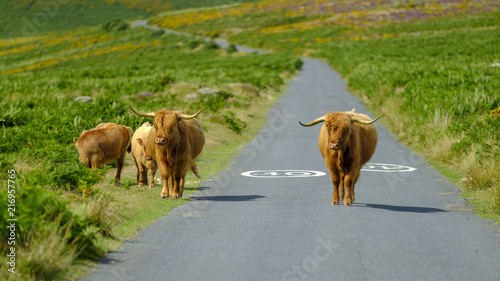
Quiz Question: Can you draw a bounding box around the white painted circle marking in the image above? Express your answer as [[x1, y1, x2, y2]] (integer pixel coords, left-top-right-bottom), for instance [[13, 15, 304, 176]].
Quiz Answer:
[[241, 170, 326, 178], [361, 163, 417, 173]]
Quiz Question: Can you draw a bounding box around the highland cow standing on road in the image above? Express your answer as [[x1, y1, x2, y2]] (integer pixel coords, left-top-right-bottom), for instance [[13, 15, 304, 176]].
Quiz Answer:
[[129, 106, 205, 199], [74, 123, 133, 185], [299, 109, 381, 206], [131, 122, 158, 188]]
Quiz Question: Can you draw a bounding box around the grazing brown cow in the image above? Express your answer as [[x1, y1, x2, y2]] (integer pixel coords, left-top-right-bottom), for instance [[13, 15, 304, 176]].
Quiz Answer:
[[299, 109, 381, 206], [74, 123, 133, 184], [129, 106, 204, 198], [131, 122, 158, 188]]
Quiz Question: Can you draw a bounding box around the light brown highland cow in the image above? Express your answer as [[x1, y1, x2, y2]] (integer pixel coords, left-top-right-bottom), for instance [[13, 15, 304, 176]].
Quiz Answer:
[[300, 109, 381, 206], [129, 106, 204, 198], [131, 122, 158, 188]]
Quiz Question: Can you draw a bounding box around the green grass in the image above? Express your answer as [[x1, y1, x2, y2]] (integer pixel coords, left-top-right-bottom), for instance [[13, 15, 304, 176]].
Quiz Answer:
[[151, 1, 500, 223], [0, 0, 149, 38], [0, 0, 264, 39], [0, 23, 301, 280]]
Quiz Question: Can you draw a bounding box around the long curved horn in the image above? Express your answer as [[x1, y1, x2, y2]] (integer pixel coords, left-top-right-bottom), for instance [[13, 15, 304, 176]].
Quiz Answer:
[[177, 108, 204, 120], [129, 106, 155, 118], [299, 115, 326, 127], [351, 114, 382, 125]]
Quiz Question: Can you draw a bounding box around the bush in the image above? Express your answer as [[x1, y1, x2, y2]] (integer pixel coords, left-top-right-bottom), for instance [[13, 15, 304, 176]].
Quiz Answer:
[[227, 44, 238, 54], [102, 19, 129, 32], [220, 111, 247, 135], [204, 40, 219, 50], [0, 185, 102, 261], [150, 29, 165, 37], [0, 104, 27, 127]]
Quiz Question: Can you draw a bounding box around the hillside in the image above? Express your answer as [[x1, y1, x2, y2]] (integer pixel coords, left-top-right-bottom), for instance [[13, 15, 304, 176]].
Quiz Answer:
[[0, 0, 263, 38]]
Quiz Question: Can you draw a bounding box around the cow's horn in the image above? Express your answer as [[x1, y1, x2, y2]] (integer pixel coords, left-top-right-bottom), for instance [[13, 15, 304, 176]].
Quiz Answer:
[[129, 106, 155, 118], [299, 116, 326, 127], [177, 108, 204, 120], [351, 114, 382, 125]]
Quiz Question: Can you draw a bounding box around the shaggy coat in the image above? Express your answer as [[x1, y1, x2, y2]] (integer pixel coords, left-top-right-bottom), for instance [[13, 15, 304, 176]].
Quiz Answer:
[[130, 106, 204, 198], [74, 123, 133, 184], [300, 110, 380, 206], [131, 122, 158, 188]]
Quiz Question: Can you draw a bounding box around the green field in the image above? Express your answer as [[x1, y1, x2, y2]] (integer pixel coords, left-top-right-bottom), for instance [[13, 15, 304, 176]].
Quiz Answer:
[[152, 0, 500, 222], [0, 0, 263, 38], [0, 20, 301, 280]]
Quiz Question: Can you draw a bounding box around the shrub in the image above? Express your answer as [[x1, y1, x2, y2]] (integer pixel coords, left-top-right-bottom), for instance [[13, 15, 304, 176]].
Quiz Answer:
[[203, 40, 219, 50], [0, 104, 27, 127], [227, 44, 238, 54], [0, 185, 103, 261], [102, 19, 129, 32], [150, 29, 165, 37], [220, 111, 247, 135]]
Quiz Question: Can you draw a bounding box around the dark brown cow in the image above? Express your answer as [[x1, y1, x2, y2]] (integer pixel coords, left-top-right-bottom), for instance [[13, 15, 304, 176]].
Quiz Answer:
[[129, 106, 204, 198], [299, 109, 381, 206], [74, 123, 133, 184]]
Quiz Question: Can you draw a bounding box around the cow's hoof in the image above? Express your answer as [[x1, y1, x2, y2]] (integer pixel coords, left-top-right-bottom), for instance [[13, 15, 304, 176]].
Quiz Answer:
[[331, 201, 339, 205], [161, 194, 169, 199], [138, 183, 144, 187], [149, 185, 154, 188], [344, 201, 352, 206]]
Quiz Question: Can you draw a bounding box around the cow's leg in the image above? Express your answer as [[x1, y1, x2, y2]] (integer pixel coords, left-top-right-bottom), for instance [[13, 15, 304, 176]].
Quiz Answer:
[[134, 160, 140, 186], [339, 172, 345, 203], [115, 156, 125, 185], [158, 162, 169, 198], [179, 174, 186, 198], [352, 172, 360, 202], [344, 173, 355, 206], [138, 164, 147, 187], [329, 169, 341, 205], [168, 174, 175, 198], [148, 168, 156, 188], [142, 166, 148, 187], [171, 173, 182, 199]]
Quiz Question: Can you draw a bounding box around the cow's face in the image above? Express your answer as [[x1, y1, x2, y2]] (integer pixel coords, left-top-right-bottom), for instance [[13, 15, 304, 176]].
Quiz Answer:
[[325, 113, 352, 150], [152, 110, 180, 146], [129, 106, 204, 147], [136, 138, 153, 161]]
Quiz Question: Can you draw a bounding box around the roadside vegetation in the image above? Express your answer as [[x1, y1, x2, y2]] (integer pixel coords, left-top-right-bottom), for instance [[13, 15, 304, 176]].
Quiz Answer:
[[0, 22, 301, 280], [150, 0, 500, 222]]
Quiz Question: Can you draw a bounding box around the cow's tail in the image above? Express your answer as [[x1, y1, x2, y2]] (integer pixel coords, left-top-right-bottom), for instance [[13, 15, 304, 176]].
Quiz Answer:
[[191, 163, 201, 179], [126, 126, 133, 154]]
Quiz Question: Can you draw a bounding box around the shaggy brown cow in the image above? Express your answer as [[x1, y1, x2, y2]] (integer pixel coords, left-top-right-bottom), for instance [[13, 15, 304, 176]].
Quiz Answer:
[[299, 109, 381, 206], [129, 106, 204, 198], [131, 122, 158, 188], [74, 123, 133, 184]]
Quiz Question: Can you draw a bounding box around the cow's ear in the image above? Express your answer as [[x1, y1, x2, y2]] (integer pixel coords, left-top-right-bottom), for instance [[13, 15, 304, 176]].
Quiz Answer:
[[137, 138, 144, 146]]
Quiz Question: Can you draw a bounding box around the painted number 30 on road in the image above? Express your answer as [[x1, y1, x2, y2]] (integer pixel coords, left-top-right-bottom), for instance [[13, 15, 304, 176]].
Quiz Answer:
[[241, 170, 326, 178]]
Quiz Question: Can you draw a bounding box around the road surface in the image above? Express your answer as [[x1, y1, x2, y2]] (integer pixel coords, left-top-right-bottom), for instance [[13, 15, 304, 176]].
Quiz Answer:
[[83, 26, 500, 281]]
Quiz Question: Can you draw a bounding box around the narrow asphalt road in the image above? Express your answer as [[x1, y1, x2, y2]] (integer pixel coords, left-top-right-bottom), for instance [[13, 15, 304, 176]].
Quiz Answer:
[[83, 27, 500, 281]]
